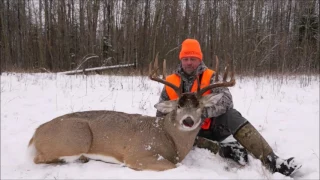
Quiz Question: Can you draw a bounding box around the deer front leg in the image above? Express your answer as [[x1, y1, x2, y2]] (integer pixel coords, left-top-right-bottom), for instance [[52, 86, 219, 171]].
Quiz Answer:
[[126, 155, 177, 171]]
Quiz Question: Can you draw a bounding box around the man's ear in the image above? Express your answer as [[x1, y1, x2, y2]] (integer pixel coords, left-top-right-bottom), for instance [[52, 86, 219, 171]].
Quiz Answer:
[[201, 93, 224, 107], [154, 100, 177, 113]]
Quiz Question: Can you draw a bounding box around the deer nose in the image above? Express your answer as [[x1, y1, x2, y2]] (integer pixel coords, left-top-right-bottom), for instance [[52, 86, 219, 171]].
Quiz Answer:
[[182, 117, 194, 127]]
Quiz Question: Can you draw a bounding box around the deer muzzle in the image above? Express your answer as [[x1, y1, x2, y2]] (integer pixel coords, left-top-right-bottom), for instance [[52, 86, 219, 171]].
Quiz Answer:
[[182, 117, 195, 127]]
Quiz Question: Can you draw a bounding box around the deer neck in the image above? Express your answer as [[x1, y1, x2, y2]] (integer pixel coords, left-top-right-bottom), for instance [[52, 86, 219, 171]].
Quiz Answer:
[[162, 112, 200, 161]]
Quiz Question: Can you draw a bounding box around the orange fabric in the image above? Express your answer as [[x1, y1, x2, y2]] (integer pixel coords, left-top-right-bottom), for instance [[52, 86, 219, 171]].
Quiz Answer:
[[165, 69, 215, 100], [165, 74, 181, 100], [190, 69, 214, 96], [201, 118, 212, 130], [165, 69, 215, 129], [179, 39, 203, 60]]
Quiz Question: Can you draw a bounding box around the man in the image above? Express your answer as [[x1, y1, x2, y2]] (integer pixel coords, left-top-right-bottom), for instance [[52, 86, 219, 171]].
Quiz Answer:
[[156, 38, 301, 176]]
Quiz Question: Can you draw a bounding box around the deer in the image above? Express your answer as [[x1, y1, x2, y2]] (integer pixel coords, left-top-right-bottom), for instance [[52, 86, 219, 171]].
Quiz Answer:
[[28, 55, 235, 171]]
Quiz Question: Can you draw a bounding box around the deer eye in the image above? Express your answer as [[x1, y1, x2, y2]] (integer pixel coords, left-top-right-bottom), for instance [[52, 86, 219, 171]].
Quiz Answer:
[[177, 105, 181, 109]]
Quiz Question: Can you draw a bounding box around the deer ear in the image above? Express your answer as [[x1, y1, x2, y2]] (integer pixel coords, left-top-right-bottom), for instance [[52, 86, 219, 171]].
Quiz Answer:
[[154, 100, 177, 113], [201, 93, 224, 107]]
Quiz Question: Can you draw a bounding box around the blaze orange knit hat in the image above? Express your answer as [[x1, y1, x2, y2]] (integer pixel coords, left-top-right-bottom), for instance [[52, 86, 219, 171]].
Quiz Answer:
[[179, 39, 203, 60]]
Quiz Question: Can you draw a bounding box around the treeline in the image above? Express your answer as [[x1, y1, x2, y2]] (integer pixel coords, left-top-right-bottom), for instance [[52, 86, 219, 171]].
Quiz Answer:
[[0, 0, 319, 75]]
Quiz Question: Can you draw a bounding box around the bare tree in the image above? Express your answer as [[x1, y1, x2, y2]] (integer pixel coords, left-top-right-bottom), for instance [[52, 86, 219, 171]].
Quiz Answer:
[[1, 0, 319, 74]]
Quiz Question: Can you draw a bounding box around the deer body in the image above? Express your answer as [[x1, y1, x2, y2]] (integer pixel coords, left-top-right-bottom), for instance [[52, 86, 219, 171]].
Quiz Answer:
[[29, 110, 201, 171]]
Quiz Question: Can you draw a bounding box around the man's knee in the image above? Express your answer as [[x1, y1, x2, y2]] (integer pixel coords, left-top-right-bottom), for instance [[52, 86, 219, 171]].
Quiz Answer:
[[217, 108, 247, 135]]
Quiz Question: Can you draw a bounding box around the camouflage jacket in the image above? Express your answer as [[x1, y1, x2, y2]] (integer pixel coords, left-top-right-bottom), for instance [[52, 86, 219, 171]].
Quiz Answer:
[[156, 61, 234, 118]]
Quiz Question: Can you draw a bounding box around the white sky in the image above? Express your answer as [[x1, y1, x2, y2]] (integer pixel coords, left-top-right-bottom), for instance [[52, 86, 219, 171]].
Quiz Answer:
[[1, 73, 319, 179]]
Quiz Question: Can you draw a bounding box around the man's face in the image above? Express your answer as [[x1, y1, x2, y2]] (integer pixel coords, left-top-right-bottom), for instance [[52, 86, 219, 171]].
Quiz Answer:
[[181, 57, 201, 75]]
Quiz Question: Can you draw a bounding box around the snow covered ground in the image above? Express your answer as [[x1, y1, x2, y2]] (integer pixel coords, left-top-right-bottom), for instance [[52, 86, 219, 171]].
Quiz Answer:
[[1, 73, 319, 179]]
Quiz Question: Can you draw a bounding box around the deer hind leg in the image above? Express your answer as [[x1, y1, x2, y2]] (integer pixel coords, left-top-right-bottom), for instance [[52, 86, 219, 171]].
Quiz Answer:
[[33, 120, 93, 164], [125, 155, 176, 171], [28, 138, 62, 164], [77, 155, 89, 163], [34, 153, 65, 164]]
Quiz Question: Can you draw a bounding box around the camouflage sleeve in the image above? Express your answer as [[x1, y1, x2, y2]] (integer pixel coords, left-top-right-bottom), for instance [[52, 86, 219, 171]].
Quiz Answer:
[[203, 74, 234, 118], [155, 86, 170, 117]]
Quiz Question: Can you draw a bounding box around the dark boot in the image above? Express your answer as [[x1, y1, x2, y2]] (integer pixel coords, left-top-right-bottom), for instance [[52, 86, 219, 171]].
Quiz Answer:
[[194, 137, 248, 166], [219, 141, 248, 166], [193, 136, 220, 154], [234, 121, 301, 176], [266, 152, 301, 176]]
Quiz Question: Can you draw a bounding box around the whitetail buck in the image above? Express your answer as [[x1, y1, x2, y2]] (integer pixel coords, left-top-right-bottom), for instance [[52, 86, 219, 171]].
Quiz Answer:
[[28, 55, 235, 171]]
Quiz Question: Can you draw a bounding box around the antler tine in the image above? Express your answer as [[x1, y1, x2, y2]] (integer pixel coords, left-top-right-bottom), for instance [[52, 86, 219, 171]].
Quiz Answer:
[[197, 56, 236, 97], [196, 75, 201, 92], [149, 54, 181, 97], [223, 64, 230, 82], [223, 55, 233, 82], [162, 59, 167, 79], [230, 60, 235, 82], [154, 52, 159, 73], [214, 55, 219, 82], [225, 55, 235, 82]]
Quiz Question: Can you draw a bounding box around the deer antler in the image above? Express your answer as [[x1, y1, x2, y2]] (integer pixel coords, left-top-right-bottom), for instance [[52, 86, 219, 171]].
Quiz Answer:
[[149, 53, 182, 97], [197, 55, 235, 97]]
